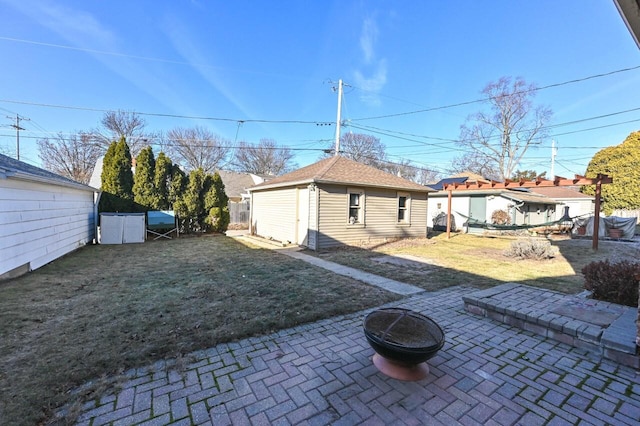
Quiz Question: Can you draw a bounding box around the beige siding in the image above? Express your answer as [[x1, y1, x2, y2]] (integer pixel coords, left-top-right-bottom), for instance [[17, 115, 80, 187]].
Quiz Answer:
[[317, 184, 427, 249], [0, 178, 95, 278], [251, 187, 297, 244]]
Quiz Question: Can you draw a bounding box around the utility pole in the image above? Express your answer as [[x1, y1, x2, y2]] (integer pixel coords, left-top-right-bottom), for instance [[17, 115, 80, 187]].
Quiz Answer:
[[550, 139, 557, 179], [333, 79, 343, 156], [6, 114, 29, 161]]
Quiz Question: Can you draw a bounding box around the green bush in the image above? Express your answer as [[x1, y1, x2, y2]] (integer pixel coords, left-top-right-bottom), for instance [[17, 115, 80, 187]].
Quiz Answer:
[[504, 238, 557, 260], [581, 260, 639, 307]]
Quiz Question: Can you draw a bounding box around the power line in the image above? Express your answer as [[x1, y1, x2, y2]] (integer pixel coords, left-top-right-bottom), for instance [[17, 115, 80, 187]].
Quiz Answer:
[[0, 131, 333, 152], [0, 98, 334, 126], [349, 65, 640, 121], [348, 107, 640, 148], [0, 36, 310, 81]]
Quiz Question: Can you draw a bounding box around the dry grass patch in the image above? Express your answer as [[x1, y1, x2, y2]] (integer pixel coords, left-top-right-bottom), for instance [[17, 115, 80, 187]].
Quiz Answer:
[[312, 233, 640, 293], [0, 236, 399, 425]]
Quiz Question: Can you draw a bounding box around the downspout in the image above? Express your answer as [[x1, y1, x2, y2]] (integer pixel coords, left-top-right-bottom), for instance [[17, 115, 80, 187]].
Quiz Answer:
[[94, 190, 102, 244], [249, 190, 253, 236]]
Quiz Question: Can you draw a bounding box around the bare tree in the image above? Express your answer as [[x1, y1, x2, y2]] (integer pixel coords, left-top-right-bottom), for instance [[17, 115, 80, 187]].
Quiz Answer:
[[324, 133, 388, 168], [383, 158, 417, 180], [0, 145, 14, 157], [450, 152, 502, 181], [37, 132, 102, 184], [232, 139, 297, 176], [166, 126, 230, 173], [93, 110, 149, 156], [383, 159, 441, 185], [456, 76, 552, 181]]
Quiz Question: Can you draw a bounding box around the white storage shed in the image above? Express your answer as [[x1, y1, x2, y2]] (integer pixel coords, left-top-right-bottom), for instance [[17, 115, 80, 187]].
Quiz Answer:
[[99, 213, 146, 244], [0, 154, 97, 280]]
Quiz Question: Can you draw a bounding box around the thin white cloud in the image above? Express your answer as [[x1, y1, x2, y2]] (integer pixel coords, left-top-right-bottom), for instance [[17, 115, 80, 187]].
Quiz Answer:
[[2, 0, 115, 49], [1, 0, 195, 116], [353, 59, 388, 107], [162, 16, 254, 120], [353, 16, 387, 107], [360, 17, 378, 64]]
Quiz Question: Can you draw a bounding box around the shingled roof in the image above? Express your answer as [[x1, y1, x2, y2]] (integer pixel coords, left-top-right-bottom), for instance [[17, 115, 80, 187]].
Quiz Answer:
[[529, 186, 594, 199], [0, 153, 95, 192], [249, 156, 432, 192]]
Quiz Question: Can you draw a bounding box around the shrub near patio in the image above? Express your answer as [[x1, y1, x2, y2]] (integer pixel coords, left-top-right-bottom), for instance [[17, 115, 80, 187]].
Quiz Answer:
[[0, 236, 399, 426], [582, 259, 640, 307]]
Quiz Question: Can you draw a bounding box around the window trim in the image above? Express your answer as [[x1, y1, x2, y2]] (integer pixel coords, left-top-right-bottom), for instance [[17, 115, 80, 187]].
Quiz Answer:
[[347, 188, 365, 226], [397, 191, 411, 225]]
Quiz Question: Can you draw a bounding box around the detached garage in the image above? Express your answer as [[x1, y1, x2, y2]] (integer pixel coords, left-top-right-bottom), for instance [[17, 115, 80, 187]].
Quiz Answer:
[[248, 156, 433, 250], [0, 154, 97, 280]]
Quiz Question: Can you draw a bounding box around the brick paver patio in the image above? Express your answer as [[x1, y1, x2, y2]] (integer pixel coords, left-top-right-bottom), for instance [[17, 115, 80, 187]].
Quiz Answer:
[[62, 286, 640, 425]]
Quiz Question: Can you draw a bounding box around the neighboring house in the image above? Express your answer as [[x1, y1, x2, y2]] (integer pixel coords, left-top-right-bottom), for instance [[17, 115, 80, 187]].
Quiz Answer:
[[88, 156, 103, 189], [217, 170, 269, 225], [528, 186, 594, 220], [427, 174, 560, 233], [248, 156, 433, 250], [0, 154, 97, 280]]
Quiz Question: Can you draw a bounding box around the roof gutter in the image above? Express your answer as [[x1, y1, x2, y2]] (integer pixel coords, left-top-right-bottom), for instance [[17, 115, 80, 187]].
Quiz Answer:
[[249, 178, 433, 193], [6, 170, 96, 192]]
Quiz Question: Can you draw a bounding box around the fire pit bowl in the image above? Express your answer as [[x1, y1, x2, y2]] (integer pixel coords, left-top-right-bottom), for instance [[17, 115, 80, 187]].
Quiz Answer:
[[364, 308, 445, 379]]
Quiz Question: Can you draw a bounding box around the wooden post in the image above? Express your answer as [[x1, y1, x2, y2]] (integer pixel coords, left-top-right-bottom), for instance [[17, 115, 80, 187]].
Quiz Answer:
[[593, 175, 603, 251], [447, 189, 452, 239]]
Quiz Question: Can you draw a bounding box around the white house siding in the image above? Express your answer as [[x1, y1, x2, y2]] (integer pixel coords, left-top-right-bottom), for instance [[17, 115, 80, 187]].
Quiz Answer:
[[307, 186, 319, 250], [427, 194, 470, 231], [250, 187, 297, 244], [316, 185, 427, 249], [0, 178, 95, 278], [554, 199, 594, 220]]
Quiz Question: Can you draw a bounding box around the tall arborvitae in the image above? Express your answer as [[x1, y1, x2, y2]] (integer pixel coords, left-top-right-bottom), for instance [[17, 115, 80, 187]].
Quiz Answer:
[[100, 137, 134, 211], [174, 168, 209, 233], [154, 152, 173, 210], [133, 146, 156, 208], [169, 164, 187, 208], [100, 141, 118, 192], [111, 137, 134, 200], [205, 171, 230, 233]]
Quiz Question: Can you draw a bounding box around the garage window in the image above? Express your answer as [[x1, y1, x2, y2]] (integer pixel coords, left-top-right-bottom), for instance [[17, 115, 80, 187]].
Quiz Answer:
[[348, 189, 365, 225], [397, 192, 410, 224]]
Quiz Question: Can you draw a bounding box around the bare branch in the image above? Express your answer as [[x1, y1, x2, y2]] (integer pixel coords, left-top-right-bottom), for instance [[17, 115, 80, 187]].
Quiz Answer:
[[93, 110, 149, 157], [37, 132, 102, 184], [232, 139, 297, 176], [166, 126, 230, 173], [324, 133, 388, 168], [456, 76, 552, 180]]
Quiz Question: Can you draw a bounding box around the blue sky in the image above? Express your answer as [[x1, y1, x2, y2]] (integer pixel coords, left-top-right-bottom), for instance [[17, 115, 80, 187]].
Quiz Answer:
[[1, 0, 639, 178]]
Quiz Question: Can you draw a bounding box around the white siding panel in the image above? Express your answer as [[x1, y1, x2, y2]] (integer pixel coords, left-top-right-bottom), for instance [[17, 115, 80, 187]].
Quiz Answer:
[[308, 186, 319, 250], [0, 178, 95, 277], [251, 187, 297, 244], [427, 194, 470, 231]]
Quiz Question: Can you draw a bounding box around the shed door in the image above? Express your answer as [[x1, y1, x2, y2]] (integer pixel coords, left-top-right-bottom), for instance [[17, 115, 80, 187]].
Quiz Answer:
[[468, 196, 487, 234], [296, 188, 309, 246]]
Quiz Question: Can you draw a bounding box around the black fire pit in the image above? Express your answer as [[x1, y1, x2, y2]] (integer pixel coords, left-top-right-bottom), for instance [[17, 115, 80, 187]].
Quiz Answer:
[[364, 308, 445, 380]]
